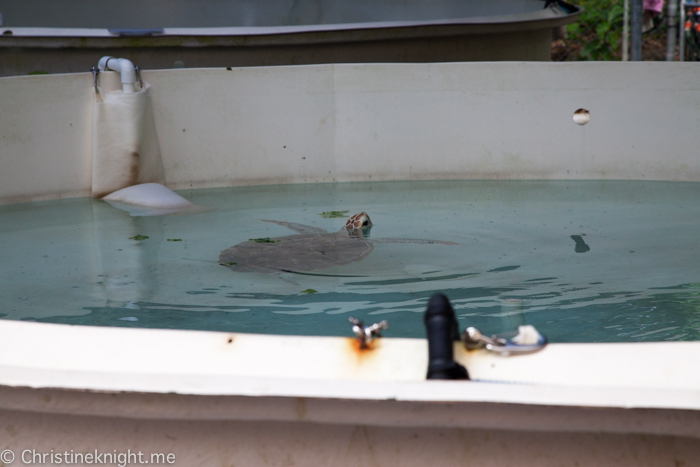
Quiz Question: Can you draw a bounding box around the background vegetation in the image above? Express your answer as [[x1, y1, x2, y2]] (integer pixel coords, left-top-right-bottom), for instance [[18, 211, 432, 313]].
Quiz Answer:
[[553, 0, 672, 61], [568, 0, 625, 59]]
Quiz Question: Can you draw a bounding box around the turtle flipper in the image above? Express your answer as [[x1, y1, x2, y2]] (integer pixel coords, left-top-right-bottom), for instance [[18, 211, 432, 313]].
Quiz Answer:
[[372, 238, 460, 245], [260, 219, 327, 234]]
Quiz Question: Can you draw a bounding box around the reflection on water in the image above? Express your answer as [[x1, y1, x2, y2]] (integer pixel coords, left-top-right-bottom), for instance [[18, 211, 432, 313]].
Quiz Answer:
[[23, 283, 700, 343], [2, 180, 700, 343]]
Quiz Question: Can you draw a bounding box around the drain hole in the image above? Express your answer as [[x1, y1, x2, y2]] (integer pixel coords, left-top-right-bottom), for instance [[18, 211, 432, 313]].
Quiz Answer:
[[573, 109, 590, 125]]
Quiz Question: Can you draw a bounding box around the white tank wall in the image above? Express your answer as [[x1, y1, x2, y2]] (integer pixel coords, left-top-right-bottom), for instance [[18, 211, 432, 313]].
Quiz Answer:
[[2, 62, 700, 204], [0, 320, 699, 466], [0, 72, 93, 203], [2, 63, 700, 464], [0, 404, 698, 467]]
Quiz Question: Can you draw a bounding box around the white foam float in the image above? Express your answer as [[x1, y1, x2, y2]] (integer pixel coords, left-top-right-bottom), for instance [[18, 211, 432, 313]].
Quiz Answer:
[[102, 182, 206, 216]]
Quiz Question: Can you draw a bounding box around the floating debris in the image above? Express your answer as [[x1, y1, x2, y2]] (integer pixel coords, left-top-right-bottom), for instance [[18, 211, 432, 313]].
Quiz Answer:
[[301, 289, 318, 294], [250, 237, 281, 243], [129, 234, 149, 241], [220, 262, 237, 266], [167, 238, 183, 242], [570, 235, 590, 253], [319, 210, 349, 218]]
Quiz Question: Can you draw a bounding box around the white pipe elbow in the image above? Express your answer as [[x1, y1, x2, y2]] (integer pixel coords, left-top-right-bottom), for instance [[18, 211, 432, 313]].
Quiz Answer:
[[97, 56, 137, 93]]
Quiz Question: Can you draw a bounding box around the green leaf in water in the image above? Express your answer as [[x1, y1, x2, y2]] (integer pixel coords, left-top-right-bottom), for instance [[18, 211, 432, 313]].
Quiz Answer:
[[167, 238, 183, 242], [220, 262, 237, 266], [129, 235, 149, 241], [250, 237, 280, 243], [319, 210, 349, 218], [301, 289, 317, 294]]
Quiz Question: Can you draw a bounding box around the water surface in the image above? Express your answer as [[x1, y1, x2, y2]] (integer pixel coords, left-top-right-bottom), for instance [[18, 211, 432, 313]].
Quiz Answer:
[[1, 180, 699, 342]]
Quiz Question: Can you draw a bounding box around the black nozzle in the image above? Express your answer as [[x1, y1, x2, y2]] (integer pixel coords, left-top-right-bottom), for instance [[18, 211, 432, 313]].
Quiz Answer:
[[424, 294, 469, 380]]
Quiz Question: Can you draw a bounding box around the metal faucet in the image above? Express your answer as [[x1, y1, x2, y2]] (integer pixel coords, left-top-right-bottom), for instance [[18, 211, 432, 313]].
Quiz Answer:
[[349, 317, 388, 349]]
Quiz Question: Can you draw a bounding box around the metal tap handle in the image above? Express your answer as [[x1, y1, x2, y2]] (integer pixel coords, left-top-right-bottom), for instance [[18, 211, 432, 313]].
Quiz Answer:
[[461, 327, 507, 350], [349, 317, 388, 348], [135, 66, 143, 89], [349, 317, 365, 339], [90, 65, 100, 93], [366, 320, 389, 336], [461, 326, 546, 355]]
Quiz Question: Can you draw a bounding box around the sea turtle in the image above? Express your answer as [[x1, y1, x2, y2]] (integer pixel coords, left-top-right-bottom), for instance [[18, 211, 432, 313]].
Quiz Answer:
[[219, 212, 458, 273]]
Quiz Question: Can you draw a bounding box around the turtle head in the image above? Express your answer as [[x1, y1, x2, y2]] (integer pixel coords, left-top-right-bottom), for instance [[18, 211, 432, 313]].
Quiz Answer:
[[344, 212, 372, 237]]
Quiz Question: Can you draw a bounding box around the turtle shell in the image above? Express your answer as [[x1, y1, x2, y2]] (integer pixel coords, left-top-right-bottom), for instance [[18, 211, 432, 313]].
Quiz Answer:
[[219, 232, 374, 273]]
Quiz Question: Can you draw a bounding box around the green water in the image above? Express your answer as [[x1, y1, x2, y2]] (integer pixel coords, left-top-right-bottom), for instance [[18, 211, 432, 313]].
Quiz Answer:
[[1, 180, 700, 343]]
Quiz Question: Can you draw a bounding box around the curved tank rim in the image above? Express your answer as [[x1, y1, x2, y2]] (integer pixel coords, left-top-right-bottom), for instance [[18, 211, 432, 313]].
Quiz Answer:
[[0, 6, 580, 44]]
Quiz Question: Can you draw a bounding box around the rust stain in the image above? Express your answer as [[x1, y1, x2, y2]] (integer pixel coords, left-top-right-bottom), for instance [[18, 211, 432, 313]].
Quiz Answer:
[[94, 151, 141, 198], [129, 151, 140, 186], [345, 337, 382, 363], [295, 397, 307, 420], [453, 342, 473, 367]]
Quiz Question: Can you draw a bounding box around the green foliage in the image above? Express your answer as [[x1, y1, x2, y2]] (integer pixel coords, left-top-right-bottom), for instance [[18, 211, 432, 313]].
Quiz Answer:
[[568, 0, 625, 60]]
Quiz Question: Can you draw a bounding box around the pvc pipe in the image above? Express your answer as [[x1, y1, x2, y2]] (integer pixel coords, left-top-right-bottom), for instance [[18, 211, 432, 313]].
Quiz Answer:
[[631, 0, 643, 60], [97, 56, 137, 93], [623, 0, 629, 61]]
